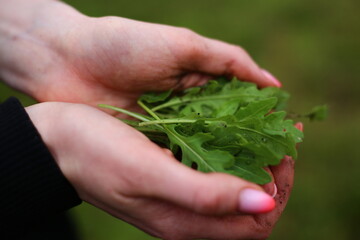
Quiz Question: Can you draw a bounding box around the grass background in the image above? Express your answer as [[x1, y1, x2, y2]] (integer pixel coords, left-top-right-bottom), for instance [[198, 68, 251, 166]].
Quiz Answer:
[[1, 0, 359, 239]]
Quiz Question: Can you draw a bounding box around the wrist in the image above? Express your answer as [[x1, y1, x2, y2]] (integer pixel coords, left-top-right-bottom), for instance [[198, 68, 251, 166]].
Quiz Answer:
[[0, 0, 87, 99], [25, 102, 90, 188], [24, 102, 63, 162], [0, 98, 81, 222]]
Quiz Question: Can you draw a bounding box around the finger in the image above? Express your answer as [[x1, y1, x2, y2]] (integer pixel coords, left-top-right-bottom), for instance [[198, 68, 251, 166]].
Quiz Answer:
[[254, 123, 303, 223], [268, 123, 303, 213], [262, 167, 277, 198], [247, 156, 294, 239], [104, 194, 273, 240], [131, 145, 275, 215], [173, 72, 213, 90], [295, 121, 304, 132], [271, 156, 295, 213], [295, 122, 304, 149], [161, 148, 174, 157], [179, 34, 281, 88]]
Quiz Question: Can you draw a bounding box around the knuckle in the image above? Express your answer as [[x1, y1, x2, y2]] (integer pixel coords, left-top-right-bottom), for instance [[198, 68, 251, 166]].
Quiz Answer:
[[178, 27, 198, 39], [192, 187, 223, 214], [231, 45, 249, 58], [175, 27, 207, 60], [222, 47, 252, 77]]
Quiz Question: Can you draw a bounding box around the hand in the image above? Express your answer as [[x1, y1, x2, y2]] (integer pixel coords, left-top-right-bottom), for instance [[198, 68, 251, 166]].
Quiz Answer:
[[26, 102, 295, 240], [1, 0, 281, 112]]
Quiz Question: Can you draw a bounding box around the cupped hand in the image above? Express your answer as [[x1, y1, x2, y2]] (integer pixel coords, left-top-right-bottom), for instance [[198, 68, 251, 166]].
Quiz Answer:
[[2, 0, 280, 111], [26, 102, 295, 240]]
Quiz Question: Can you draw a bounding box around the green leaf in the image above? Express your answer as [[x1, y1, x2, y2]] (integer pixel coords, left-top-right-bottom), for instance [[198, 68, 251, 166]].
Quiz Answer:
[[151, 79, 265, 116], [98, 104, 152, 122], [230, 155, 272, 184], [140, 90, 172, 103], [235, 98, 277, 123], [99, 77, 317, 184], [165, 125, 235, 173], [307, 105, 328, 121], [260, 87, 290, 111]]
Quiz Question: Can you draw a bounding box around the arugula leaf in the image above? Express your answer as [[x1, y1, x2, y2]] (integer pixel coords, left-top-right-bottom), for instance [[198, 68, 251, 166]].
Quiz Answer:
[[231, 154, 272, 184], [235, 98, 277, 123], [306, 105, 328, 121], [165, 128, 235, 173], [149, 79, 266, 115], [140, 89, 172, 103], [100, 78, 316, 184]]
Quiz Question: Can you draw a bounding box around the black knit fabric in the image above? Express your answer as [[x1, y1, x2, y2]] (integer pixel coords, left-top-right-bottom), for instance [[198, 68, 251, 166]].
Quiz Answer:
[[0, 97, 81, 235]]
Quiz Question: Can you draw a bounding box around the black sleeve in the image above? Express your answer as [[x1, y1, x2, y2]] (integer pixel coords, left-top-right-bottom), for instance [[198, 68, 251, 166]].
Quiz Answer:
[[0, 97, 82, 229]]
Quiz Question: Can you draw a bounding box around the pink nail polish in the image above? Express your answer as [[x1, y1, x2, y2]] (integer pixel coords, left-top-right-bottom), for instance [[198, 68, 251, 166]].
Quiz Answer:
[[261, 69, 282, 87], [239, 189, 276, 213], [295, 122, 304, 131]]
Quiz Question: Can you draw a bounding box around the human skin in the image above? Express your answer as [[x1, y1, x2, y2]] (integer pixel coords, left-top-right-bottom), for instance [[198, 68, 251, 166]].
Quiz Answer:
[[25, 102, 301, 240], [0, 0, 280, 111], [0, 0, 295, 239]]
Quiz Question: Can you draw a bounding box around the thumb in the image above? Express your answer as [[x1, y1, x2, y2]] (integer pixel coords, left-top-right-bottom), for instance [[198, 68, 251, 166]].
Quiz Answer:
[[137, 148, 275, 215], [179, 34, 281, 88]]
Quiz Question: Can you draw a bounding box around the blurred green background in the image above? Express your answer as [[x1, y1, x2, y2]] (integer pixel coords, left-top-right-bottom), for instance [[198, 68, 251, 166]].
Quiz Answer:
[[1, 0, 359, 239]]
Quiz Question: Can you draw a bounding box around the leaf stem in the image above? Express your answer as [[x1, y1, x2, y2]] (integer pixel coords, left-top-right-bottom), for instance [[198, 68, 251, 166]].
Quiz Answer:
[[138, 100, 216, 171], [139, 119, 195, 126], [139, 118, 226, 126], [98, 104, 151, 122], [137, 100, 161, 120]]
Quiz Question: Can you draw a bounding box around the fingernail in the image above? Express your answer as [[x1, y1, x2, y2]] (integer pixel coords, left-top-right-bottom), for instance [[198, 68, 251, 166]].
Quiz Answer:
[[239, 189, 276, 213], [261, 69, 282, 87], [295, 122, 304, 131]]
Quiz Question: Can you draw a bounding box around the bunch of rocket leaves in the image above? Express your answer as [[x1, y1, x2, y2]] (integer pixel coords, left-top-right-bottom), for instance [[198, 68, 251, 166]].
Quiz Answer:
[[100, 78, 307, 184]]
